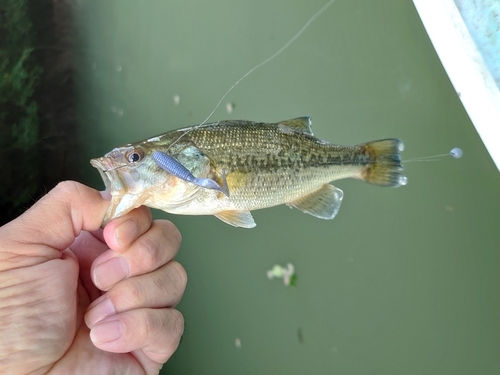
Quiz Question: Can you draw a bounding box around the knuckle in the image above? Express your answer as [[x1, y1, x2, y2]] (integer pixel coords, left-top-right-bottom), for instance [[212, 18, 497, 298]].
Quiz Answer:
[[152, 274, 169, 296], [140, 309, 184, 362], [51, 181, 78, 205], [148, 309, 184, 338], [162, 220, 182, 248], [143, 309, 166, 339], [168, 309, 185, 338], [53, 181, 86, 200], [169, 261, 188, 289], [128, 205, 152, 224], [55, 180, 79, 194], [134, 237, 161, 270], [123, 279, 145, 307]]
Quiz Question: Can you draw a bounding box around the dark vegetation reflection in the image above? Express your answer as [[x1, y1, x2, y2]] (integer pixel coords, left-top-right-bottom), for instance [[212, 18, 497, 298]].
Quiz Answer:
[[0, 0, 79, 225]]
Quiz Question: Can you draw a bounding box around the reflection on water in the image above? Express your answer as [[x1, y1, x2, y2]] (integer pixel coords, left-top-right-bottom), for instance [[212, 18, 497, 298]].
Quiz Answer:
[[72, 0, 500, 374]]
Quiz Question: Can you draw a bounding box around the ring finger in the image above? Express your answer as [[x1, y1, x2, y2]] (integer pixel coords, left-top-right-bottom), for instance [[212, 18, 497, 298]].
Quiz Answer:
[[85, 260, 187, 328]]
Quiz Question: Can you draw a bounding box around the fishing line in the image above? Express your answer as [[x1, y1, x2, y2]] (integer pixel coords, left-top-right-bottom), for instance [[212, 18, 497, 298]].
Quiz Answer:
[[166, 0, 336, 152], [103, 164, 128, 172], [403, 147, 463, 163], [199, 0, 337, 126]]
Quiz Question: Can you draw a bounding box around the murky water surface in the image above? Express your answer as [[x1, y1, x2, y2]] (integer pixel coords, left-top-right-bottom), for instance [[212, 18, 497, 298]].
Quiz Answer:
[[72, 1, 500, 373]]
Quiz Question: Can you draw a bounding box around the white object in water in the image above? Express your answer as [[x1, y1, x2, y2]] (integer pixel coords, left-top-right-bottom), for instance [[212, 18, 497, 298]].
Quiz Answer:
[[267, 263, 296, 286], [173, 94, 180, 106], [450, 147, 463, 159]]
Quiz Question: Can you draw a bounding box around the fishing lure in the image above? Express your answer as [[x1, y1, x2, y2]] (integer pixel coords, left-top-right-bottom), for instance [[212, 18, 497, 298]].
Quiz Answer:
[[152, 151, 230, 197]]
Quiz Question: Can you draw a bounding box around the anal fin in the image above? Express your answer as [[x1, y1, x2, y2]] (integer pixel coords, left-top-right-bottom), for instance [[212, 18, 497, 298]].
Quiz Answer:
[[287, 184, 343, 220], [215, 210, 256, 228]]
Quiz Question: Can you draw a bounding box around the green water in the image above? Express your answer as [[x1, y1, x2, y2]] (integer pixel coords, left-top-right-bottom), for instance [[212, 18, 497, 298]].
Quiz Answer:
[[72, 0, 500, 373]]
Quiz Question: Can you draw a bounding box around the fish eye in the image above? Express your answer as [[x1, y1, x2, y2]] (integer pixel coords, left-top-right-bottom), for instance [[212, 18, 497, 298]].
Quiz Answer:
[[126, 148, 144, 163]]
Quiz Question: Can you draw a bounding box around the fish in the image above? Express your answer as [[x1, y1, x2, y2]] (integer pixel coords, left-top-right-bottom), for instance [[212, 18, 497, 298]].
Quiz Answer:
[[90, 117, 406, 228]]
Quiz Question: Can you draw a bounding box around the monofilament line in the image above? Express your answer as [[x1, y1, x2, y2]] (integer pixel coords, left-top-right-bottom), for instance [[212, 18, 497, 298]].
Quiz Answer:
[[403, 147, 463, 162], [199, 0, 336, 126], [166, 0, 336, 153]]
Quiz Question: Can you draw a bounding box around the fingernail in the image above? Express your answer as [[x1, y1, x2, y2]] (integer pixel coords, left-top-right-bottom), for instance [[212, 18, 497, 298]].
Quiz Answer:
[[90, 320, 124, 344], [85, 297, 116, 328], [93, 256, 129, 290], [115, 220, 138, 249]]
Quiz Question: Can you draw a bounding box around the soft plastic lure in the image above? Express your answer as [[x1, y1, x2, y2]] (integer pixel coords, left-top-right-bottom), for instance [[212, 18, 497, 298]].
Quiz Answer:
[[152, 151, 230, 197]]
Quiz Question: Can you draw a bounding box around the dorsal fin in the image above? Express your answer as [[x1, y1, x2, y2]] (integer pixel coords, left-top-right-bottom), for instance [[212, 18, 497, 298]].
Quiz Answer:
[[276, 117, 313, 135]]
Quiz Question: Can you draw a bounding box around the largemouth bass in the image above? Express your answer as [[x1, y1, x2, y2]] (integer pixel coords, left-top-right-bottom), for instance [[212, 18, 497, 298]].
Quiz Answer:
[[91, 117, 405, 228]]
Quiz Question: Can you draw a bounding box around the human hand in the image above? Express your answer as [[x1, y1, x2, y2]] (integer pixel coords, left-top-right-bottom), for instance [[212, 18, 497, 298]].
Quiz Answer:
[[0, 181, 186, 375]]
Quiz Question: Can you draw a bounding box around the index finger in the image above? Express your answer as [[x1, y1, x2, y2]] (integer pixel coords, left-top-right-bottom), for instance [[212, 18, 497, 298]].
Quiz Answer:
[[102, 206, 153, 252], [91, 220, 181, 291]]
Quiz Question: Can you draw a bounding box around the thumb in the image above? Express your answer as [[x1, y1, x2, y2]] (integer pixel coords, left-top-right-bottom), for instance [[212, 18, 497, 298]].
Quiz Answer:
[[0, 181, 110, 270]]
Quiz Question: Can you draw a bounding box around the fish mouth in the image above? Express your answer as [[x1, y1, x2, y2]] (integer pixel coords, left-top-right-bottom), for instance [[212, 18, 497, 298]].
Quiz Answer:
[[91, 157, 124, 225], [90, 157, 114, 194]]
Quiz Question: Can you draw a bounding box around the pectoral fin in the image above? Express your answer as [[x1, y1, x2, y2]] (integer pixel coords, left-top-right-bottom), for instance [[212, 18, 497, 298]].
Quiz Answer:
[[287, 184, 343, 220], [215, 210, 256, 228]]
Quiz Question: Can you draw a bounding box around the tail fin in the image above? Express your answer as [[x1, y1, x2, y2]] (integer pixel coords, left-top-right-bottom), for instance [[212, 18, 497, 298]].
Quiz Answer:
[[358, 139, 406, 187]]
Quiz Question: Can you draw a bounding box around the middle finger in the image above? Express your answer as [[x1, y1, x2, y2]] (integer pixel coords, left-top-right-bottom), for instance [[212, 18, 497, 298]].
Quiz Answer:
[[85, 260, 187, 328]]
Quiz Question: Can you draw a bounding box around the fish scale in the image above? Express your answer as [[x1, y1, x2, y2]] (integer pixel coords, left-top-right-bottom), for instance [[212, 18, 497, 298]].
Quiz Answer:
[[190, 124, 358, 173]]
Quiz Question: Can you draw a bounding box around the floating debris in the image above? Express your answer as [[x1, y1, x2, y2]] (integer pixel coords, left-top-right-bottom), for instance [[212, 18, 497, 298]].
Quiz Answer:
[[267, 263, 296, 286], [226, 102, 235, 114], [235, 338, 241, 349], [173, 94, 180, 106]]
